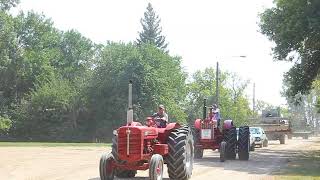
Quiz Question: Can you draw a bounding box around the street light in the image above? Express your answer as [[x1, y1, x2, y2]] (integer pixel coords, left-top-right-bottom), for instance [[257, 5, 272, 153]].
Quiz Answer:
[[215, 55, 247, 106]]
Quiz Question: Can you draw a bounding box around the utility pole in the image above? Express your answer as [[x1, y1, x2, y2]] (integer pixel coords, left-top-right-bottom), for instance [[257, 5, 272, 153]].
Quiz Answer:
[[216, 61, 219, 106], [215, 55, 246, 107]]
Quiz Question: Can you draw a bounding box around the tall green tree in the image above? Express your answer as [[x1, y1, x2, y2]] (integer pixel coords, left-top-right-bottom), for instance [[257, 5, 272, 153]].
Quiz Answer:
[[259, 0, 320, 101], [88, 43, 186, 139], [136, 3, 168, 51], [0, 0, 19, 11], [13, 78, 81, 140], [186, 68, 251, 126], [56, 30, 95, 81]]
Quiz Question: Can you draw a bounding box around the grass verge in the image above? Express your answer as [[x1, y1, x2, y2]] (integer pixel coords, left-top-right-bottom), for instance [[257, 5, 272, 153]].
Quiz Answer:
[[274, 150, 320, 180], [0, 142, 111, 147]]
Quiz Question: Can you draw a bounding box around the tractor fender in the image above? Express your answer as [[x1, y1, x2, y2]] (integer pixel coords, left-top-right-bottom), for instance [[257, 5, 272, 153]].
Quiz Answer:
[[194, 119, 202, 130], [165, 123, 181, 130], [223, 120, 234, 130]]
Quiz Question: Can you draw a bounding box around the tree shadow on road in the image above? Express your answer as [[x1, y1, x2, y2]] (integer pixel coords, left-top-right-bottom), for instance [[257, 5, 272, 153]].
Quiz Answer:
[[194, 146, 320, 178]]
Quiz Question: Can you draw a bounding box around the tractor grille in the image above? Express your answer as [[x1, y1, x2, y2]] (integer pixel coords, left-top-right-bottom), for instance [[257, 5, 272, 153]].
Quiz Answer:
[[118, 127, 142, 158]]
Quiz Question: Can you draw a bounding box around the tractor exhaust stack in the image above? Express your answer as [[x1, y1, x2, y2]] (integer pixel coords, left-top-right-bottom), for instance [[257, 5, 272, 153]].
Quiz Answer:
[[203, 98, 207, 120], [127, 80, 133, 125]]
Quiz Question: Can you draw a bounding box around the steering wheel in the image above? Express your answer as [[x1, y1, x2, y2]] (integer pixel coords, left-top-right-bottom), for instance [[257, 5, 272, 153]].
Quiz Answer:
[[146, 117, 167, 127], [154, 117, 167, 127]]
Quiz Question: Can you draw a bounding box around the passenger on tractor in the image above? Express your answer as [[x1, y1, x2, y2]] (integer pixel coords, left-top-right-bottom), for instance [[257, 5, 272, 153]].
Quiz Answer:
[[151, 104, 168, 128], [212, 104, 221, 127]]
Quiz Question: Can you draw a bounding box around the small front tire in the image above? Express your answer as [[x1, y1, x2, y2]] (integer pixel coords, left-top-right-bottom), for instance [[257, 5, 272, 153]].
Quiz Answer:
[[149, 154, 164, 180], [99, 153, 115, 180], [220, 141, 226, 162]]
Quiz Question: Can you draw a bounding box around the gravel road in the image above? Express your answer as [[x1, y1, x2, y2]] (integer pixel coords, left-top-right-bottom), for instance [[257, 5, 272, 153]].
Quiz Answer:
[[0, 137, 318, 180]]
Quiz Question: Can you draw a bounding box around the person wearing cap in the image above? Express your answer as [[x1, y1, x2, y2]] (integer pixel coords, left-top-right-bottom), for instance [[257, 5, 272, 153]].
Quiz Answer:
[[151, 105, 169, 128], [212, 104, 221, 126]]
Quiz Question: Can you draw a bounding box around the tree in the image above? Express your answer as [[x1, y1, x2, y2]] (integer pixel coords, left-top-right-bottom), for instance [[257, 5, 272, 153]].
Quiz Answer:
[[13, 77, 91, 141], [0, 115, 11, 135], [255, 100, 275, 113], [259, 0, 320, 101], [88, 43, 186, 139], [136, 3, 168, 51], [0, 0, 19, 11], [186, 68, 251, 126], [55, 30, 95, 81]]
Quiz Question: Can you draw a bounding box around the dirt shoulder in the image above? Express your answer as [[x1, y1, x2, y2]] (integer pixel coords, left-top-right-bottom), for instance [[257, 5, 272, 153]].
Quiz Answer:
[[0, 137, 319, 180]]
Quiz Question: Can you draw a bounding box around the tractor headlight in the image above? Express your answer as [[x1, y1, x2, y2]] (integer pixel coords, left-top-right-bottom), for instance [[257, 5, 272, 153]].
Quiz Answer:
[[113, 130, 118, 136]]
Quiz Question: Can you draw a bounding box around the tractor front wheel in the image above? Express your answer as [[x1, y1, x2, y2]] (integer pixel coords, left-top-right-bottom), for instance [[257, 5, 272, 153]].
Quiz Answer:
[[167, 126, 194, 180], [280, 135, 285, 144], [194, 147, 203, 159], [99, 153, 115, 180], [111, 135, 137, 178], [192, 127, 203, 159], [263, 140, 268, 147], [149, 154, 164, 180], [220, 141, 226, 162], [250, 142, 255, 151]]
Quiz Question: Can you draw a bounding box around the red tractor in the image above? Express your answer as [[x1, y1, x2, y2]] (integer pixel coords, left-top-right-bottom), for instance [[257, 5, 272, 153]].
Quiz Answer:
[[193, 99, 250, 161], [99, 81, 194, 180]]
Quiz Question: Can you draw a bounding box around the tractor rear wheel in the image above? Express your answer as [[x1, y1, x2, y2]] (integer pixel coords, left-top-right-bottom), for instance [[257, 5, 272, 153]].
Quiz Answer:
[[99, 153, 115, 180], [167, 126, 194, 180], [111, 135, 137, 178], [149, 154, 164, 180], [238, 126, 250, 161], [224, 127, 237, 160]]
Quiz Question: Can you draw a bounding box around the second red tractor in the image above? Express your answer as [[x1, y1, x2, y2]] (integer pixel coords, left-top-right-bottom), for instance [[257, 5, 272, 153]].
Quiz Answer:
[[193, 99, 250, 161]]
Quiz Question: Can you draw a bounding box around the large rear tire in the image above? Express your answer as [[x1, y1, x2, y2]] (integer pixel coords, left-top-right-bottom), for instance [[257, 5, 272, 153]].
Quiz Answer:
[[99, 153, 115, 180], [167, 126, 194, 180], [111, 135, 137, 178], [238, 126, 249, 161], [223, 127, 237, 160]]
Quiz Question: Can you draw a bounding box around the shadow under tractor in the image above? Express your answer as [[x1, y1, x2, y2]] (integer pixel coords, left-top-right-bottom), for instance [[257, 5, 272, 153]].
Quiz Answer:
[[192, 99, 250, 161], [99, 81, 194, 180]]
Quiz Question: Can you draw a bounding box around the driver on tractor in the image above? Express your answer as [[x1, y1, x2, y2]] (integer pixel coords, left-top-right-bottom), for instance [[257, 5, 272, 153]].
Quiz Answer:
[[151, 104, 168, 128], [211, 104, 221, 127]]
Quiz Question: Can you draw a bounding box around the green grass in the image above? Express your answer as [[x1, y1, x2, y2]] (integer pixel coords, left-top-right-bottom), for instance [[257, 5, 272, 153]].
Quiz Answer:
[[274, 150, 320, 180], [0, 142, 111, 147], [275, 176, 320, 180]]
